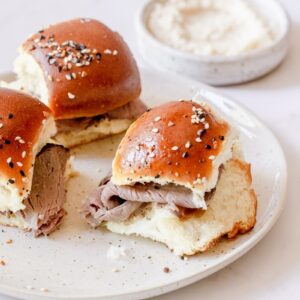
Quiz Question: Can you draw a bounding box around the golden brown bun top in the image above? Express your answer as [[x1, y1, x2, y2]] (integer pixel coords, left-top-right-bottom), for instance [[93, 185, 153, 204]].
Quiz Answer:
[[23, 18, 141, 119], [0, 88, 51, 192], [113, 101, 229, 188]]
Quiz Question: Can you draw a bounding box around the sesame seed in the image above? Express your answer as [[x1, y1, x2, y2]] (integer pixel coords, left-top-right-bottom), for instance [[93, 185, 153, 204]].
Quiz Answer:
[[68, 92, 76, 99], [81, 71, 87, 77], [154, 116, 161, 122], [209, 155, 215, 160], [163, 267, 170, 273], [152, 128, 159, 133], [96, 53, 101, 61], [80, 18, 91, 23], [19, 139, 25, 144], [168, 121, 175, 127], [199, 129, 207, 137], [0, 123, 3, 128], [182, 152, 189, 158], [8, 113, 13, 119], [49, 58, 56, 65], [174, 172, 179, 177], [65, 74, 72, 80], [81, 48, 91, 54], [104, 49, 112, 54], [0, 260, 5, 266], [112, 268, 119, 273], [8, 162, 14, 168], [149, 152, 155, 158], [205, 144, 212, 149], [171, 146, 179, 151], [17, 162, 23, 167], [195, 137, 202, 143], [113, 50, 118, 55], [219, 136, 225, 141], [8, 179, 15, 184], [15, 136, 21, 141], [204, 123, 210, 129], [185, 141, 191, 149], [22, 151, 27, 158], [4, 140, 10, 145], [6, 157, 12, 164]]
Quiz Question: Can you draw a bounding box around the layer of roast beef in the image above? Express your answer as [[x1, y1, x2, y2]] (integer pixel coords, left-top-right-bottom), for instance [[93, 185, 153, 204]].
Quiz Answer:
[[56, 98, 147, 133], [19, 144, 69, 236], [81, 175, 206, 228]]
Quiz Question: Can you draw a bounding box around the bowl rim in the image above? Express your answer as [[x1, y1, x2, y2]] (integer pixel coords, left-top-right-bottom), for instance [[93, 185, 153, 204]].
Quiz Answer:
[[136, 0, 291, 64]]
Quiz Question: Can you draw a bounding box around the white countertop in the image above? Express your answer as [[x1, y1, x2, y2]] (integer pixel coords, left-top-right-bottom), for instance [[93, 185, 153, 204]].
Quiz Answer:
[[0, 0, 299, 299]]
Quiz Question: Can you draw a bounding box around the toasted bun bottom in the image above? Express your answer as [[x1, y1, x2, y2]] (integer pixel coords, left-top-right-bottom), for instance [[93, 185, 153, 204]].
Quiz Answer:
[[105, 158, 257, 256], [53, 118, 133, 148]]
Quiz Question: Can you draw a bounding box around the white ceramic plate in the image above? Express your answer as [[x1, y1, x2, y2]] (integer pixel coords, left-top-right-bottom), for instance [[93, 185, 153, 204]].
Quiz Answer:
[[0, 69, 286, 300]]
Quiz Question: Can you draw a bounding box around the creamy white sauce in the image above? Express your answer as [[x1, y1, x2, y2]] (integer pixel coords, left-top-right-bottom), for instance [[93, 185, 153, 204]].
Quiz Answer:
[[148, 0, 274, 56]]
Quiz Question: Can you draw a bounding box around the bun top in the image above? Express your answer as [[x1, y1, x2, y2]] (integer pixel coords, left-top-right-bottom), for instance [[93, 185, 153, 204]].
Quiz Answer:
[[0, 88, 55, 208], [22, 18, 141, 119], [112, 100, 235, 199]]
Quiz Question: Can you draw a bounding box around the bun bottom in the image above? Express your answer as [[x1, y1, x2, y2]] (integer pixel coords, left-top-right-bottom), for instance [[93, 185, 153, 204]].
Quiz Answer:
[[105, 158, 257, 256], [53, 118, 133, 148], [0, 213, 30, 231]]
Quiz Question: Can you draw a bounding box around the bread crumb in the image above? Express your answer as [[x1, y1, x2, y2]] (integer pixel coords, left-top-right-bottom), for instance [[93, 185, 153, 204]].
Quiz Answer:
[[112, 268, 120, 273]]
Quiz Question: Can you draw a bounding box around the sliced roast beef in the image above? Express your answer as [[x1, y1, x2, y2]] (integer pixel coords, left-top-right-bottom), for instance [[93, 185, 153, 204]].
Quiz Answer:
[[56, 98, 147, 133], [81, 176, 202, 227], [106, 98, 147, 119], [20, 144, 69, 236]]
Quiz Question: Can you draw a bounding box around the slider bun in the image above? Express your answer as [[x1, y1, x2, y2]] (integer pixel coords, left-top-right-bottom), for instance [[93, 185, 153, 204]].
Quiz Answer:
[[107, 157, 257, 256], [54, 118, 133, 148], [15, 18, 141, 119], [112, 100, 236, 196], [0, 88, 56, 213]]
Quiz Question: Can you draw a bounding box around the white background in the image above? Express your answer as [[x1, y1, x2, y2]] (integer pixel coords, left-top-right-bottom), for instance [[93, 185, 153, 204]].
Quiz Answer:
[[0, 0, 299, 299]]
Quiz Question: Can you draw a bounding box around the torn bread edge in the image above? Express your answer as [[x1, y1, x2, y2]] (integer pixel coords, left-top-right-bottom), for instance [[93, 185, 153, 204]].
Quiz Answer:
[[104, 156, 257, 256]]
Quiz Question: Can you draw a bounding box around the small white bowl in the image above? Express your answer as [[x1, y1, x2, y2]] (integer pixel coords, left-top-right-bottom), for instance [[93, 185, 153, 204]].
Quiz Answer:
[[136, 0, 290, 86]]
